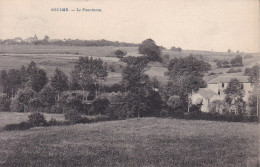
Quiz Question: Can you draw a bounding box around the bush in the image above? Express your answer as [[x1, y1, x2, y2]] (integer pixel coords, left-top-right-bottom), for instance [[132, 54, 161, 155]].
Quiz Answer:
[[160, 110, 170, 118], [47, 118, 58, 126], [64, 109, 82, 124], [90, 97, 110, 115], [209, 72, 216, 75], [226, 68, 242, 73], [3, 121, 32, 131], [28, 112, 47, 126], [114, 49, 127, 58]]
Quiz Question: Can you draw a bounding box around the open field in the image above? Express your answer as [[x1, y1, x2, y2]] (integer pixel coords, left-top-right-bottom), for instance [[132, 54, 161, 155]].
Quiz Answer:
[[0, 117, 259, 166], [0, 45, 259, 85]]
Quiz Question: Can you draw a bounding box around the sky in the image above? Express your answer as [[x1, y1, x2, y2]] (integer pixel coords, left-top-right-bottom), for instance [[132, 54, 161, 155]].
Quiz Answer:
[[0, 0, 259, 52]]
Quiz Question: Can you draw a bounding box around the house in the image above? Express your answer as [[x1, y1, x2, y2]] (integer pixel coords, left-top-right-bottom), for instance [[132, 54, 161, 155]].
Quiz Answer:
[[191, 76, 253, 112]]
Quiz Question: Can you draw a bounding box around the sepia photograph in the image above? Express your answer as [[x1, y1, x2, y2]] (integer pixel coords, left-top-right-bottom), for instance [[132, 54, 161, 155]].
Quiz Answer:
[[0, 0, 259, 166]]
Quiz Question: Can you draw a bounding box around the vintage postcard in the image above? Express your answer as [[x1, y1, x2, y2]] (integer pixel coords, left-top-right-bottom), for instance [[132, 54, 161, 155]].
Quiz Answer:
[[0, 0, 259, 166]]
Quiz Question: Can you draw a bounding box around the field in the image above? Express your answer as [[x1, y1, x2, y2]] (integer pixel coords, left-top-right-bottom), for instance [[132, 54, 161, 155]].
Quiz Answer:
[[0, 45, 259, 85], [0, 114, 259, 167]]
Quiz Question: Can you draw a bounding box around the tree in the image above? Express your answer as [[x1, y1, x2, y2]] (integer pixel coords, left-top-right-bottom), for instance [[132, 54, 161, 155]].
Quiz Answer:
[[231, 55, 243, 66], [121, 56, 162, 117], [51, 68, 69, 101], [0, 93, 10, 112], [168, 56, 211, 78], [247, 64, 260, 116], [28, 68, 48, 92], [39, 84, 56, 108], [224, 79, 246, 114], [71, 57, 107, 100], [167, 56, 210, 111], [138, 39, 161, 62], [10, 87, 36, 112], [248, 64, 260, 87], [91, 97, 110, 115], [167, 95, 182, 110]]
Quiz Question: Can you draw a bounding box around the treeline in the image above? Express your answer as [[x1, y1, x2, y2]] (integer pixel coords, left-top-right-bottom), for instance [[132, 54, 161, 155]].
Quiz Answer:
[[0, 38, 139, 47]]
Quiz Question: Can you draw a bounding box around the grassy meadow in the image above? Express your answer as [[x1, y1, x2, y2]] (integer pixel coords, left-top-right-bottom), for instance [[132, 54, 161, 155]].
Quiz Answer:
[[0, 116, 259, 167]]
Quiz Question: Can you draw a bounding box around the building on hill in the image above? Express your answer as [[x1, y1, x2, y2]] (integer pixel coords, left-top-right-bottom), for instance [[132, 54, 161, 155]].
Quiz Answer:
[[25, 34, 38, 43], [190, 76, 253, 112]]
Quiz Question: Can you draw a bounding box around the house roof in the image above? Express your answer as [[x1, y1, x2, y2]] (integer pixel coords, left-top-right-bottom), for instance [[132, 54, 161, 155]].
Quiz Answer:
[[208, 76, 249, 84], [195, 88, 217, 99]]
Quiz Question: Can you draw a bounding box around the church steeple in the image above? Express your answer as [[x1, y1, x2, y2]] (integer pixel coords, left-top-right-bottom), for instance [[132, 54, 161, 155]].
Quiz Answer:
[[34, 34, 38, 40]]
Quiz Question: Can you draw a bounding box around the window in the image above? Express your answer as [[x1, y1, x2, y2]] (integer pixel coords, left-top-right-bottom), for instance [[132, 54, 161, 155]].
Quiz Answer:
[[218, 90, 220, 95], [222, 83, 224, 88], [241, 84, 244, 89]]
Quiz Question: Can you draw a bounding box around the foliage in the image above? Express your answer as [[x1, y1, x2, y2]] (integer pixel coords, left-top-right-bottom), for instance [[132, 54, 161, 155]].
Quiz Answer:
[[10, 87, 36, 112], [138, 39, 161, 62], [3, 121, 32, 131], [71, 56, 107, 92], [248, 64, 260, 87], [39, 84, 56, 108], [208, 100, 229, 114], [167, 95, 182, 110], [106, 92, 127, 119], [248, 90, 258, 116], [224, 79, 246, 114], [168, 56, 211, 77], [101, 83, 123, 93], [64, 109, 82, 124], [50, 68, 69, 95], [0, 93, 11, 112], [27, 62, 48, 92], [90, 97, 110, 115], [231, 55, 243, 67], [28, 112, 47, 126], [226, 68, 242, 73], [114, 49, 127, 58], [170, 46, 182, 52]]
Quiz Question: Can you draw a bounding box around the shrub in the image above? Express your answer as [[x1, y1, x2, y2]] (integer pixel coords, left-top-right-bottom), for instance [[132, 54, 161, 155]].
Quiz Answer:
[[28, 112, 47, 126], [3, 121, 32, 131], [47, 118, 58, 126], [91, 97, 110, 115], [64, 109, 82, 124], [209, 72, 216, 75], [160, 110, 170, 118], [231, 55, 243, 66], [226, 68, 242, 73], [114, 49, 127, 58]]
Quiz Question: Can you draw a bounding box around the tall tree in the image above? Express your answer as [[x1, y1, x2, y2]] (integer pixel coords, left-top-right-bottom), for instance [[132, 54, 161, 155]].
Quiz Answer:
[[28, 68, 48, 92], [231, 55, 243, 66], [71, 57, 107, 100], [167, 56, 210, 110], [51, 68, 69, 101], [138, 39, 161, 62], [121, 56, 162, 117], [224, 78, 246, 114]]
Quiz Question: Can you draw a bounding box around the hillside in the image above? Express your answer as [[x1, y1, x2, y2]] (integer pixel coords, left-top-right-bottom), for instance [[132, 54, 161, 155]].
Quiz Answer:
[[0, 117, 258, 166]]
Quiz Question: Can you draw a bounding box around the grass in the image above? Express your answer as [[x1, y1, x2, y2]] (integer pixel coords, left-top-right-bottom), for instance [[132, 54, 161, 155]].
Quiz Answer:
[[0, 117, 258, 166]]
